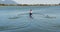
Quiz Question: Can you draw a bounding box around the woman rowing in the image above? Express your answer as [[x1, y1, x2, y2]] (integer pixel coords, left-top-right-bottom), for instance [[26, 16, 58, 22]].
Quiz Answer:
[[29, 9, 33, 18]]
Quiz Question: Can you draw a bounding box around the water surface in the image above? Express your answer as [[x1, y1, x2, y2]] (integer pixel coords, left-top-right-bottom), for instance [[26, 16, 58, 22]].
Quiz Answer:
[[0, 6, 60, 32]]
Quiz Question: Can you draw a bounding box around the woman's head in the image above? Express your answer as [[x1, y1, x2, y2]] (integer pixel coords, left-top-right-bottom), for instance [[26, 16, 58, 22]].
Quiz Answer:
[[30, 9, 32, 11]]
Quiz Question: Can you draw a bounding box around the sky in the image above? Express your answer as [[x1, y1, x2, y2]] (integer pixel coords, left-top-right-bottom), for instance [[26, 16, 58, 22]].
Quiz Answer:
[[0, 0, 60, 4], [0, 0, 17, 4], [13, 0, 60, 4]]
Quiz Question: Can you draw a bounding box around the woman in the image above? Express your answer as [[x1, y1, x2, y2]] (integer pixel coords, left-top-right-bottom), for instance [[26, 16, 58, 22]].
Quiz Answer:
[[29, 9, 33, 18]]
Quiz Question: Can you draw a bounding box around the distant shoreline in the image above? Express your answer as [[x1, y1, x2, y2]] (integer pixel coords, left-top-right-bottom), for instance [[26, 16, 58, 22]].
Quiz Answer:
[[0, 4, 60, 6]]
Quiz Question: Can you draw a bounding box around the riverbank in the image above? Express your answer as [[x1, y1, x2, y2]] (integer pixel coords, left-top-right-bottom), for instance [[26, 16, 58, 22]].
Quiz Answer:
[[0, 4, 60, 6]]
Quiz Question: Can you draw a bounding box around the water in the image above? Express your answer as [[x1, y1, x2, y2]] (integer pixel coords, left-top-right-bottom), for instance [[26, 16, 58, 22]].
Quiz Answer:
[[0, 6, 60, 32]]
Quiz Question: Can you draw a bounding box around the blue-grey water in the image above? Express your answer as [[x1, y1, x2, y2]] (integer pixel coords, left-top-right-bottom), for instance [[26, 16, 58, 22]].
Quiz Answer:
[[0, 6, 60, 32]]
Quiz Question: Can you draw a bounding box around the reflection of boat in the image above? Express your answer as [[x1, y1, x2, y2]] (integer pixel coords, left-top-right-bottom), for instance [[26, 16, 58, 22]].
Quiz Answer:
[[45, 15, 56, 19]]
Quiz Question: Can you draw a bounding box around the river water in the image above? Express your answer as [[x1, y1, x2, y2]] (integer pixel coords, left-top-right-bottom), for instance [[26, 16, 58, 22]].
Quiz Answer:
[[0, 6, 60, 32]]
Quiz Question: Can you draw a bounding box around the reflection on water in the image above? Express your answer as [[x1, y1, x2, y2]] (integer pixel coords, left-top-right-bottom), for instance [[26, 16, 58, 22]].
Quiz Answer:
[[0, 6, 60, 32], [0, 26, 16, 31]]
